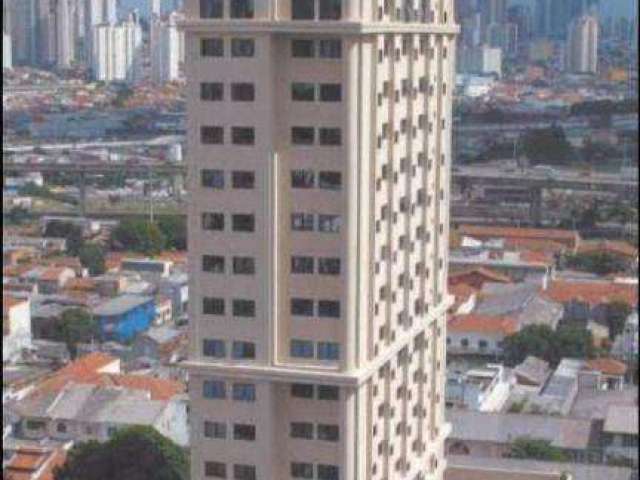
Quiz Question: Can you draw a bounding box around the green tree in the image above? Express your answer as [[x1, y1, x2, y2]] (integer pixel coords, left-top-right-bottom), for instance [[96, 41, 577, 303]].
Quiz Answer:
[[4, 206, 31, 225], [78, 243, 106, 276], [521, 125, 575, 165], [52, 308, 98, 359], [54, 426, 189, 480], [157, 215, 187, 250], [508, 438, 569, 462], [565, 252, 628, 275], [110, 218, 166, 255], [606, 301, 632, 340], [44, 220, 85, 256], [502, 325, 594, 367]]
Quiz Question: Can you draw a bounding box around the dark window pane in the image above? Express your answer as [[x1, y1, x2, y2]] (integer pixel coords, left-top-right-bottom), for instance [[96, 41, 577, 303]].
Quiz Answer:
[[204, 421, 227, 438], [202, 169, 225, 188], [231, 83, 255, 101], [203, 339, 226, 357], [319, 128, 341, 145], [204, 461, 227, 477], [291, 170, 315, 188], [290, 422, 314, 438], [232, 214, 255, 232], [319, 0, 341, 19], [201, 38, 224, 56], [291, 213, 314, 231], [232, 299, 256, 317], [230, 0, 254, 18], [200, 0, 223, 18], [232, 383, 256, 401], [318, 214, 341, 233], [233, 424, 256, 441], [203, 297, 225, 315], [201, 126, 224, 144], [318, 171, 342, 190], [317, 465, 340, 480], [233, 464, 256, 480], [317, 385, 340, 400], [291, 298, 314, 316], [291, 383, 314, 398], [232, 127, 255, 145], [318, 257, 340, 275], [202, 212, 225, 231], [290, 340, 314, 358], [232, 171, 255, 189], [231, 38, 255, 57], [203, 255, 225, 273], [318, 300, 340, 318], [291, 256, 314, 274], [291, 127, 315, 145], [319, 84, 341, 102], [292, 0, 314, 19], [319, 39, 342, 58], [291, 462, 314, 479], [233, 257, 255, 274], [201, 82, 223, 101], [317, 342, 340, 360], [291, 39, 315, 57], [232, 341, 256, 359], [203, 380, 226, 398], [317, 424, 339, 441], [291, 82, 315, 101]]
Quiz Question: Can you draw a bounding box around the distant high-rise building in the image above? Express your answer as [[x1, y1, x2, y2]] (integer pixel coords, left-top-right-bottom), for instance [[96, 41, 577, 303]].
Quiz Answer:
[[150, 10, 184, 84], [7, 0, 38, 65], [84, 0, 116, 60], [55, 0, 78, 68], [3, 31, 12, 69], [92, 11, 142, 83], [184, 0, 458, 479], [566, 15, 599, 74], [460, 45, 502, 77]]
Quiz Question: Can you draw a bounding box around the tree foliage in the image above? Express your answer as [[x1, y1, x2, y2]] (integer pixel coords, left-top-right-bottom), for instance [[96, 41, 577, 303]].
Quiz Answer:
[[565, 252, 629, 275], [51, 308, 98, 359], [78, 243, 106, 276], [157, 215, 187, 251], [110, 218, 166, 255], [509, 437, 569, 462], [53, 426, 189, 480], [502, 325, 594, 367], [44, 220, 85, 256], [521, 125, 575, 165], [606, 301, 632, 341]]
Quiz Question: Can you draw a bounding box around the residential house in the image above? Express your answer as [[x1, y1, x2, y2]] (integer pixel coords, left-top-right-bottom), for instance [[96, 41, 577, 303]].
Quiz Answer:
[[92, 295, 155, 343], [445, 410, 597, 463], [449, 267, 511, 290], [531, 358, 583, 416], [577, 240, 638, 273], [611, 311, 639, 361], [513, 356, 551, 390], [3, 295, 32, 363], [158, 272, 188, 320], [446, 364, 512, 412], [447, 314, 518, 356], [583, 358, 628, 391], [448, 284, 478, 315], [600, 405, 639, 467], [132, 326, 187, 364], [543, 280, 639, 327], [155, 297, 173, 325], [26, 267, 76, 295], [457, 225, 581, 252], [121, 258, 173, 279]]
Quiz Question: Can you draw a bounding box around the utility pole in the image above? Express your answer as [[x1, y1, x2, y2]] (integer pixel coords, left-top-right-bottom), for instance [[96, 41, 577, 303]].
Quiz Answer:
[[147, 165, 154, 223]]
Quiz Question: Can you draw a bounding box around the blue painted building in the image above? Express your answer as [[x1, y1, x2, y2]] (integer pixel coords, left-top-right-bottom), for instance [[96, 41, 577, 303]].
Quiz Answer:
[[92, 295, 155, 342]]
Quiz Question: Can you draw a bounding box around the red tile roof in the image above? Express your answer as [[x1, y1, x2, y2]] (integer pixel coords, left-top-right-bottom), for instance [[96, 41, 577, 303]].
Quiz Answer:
[[4, 447, 67, 480], [448, 314, 518, 335], [449, 267, 512, 284], [543, 280, 638, 307], [449, 283, 479, 300], [505, 237, 567, 255], [585, 358, 628, 376], [39, 267, 73, 282]]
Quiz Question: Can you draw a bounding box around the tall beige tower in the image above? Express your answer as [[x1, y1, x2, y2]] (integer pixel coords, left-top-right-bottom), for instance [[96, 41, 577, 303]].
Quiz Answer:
[[567, 14, 598, 74], [182, 1, 458, 479]]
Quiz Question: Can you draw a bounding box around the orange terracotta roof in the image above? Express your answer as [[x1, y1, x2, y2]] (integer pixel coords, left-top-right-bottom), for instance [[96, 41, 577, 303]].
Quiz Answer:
[[5, 447, 66, 480], [55, 352, 119, 380], [65, 277, 97, 291], [578, 240, 638, 258], [519, 249, 555, 264], [448, 314, 518, 335], [504, 238, 567, 254], [99, 374, 185, 401], [459, 225, 579, 243], [543, 280, 638, 307], [585, 358, 628, 376], [4, 263, 35, 278], [449, 267, 512, 284]]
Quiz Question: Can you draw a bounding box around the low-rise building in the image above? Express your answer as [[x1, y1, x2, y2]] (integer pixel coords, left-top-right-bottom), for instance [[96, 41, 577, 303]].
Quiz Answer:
[[513, 356, 551, 390], [447, 314, 518, 356], [121, 258, 173, 279], [92, 295, 155, 343], [601, 405, 639, 467], [3, 295, 32, 363], [132, 326, 187, 365], [446, 364, 512, 412]]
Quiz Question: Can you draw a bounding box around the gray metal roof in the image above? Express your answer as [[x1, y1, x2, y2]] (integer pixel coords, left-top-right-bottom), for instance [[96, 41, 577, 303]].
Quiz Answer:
[[604, 405, 639, 435], [513, 356, 551, 385], [446, 409, 594, 450], [92, 294, 153, 317], [141, 326, 184, 344]]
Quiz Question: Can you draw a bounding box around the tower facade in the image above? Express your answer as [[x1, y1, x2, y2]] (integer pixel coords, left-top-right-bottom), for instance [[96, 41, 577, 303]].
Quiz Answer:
[[183, 1, 458, 479], [567, 14, 598, 74]]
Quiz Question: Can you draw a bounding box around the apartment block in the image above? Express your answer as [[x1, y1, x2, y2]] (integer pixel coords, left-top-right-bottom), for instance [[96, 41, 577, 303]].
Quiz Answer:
[[183, 1, 458, 478]]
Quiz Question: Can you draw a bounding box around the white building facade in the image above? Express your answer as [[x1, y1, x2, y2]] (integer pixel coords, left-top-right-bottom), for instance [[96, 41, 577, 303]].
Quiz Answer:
[[91, 12, 142, 83], [184, 0, 458, 479], [566, 14, 598, 74], [150, 10, 185, 84]]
